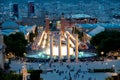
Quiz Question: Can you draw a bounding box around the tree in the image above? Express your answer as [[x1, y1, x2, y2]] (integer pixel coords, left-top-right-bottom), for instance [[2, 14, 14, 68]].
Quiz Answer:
[[29, 32, 35, 43], [90, 30, 120, 55], [0, 70, 22, 80], [4, 32, 28, 57], [28, 70, 43, 80], [72, 27, 83, 40]]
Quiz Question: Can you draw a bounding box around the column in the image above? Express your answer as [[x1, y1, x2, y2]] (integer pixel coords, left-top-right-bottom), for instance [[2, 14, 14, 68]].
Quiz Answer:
[[58, 34, 62, 61], [75, 34, 78, 62], [61, 15, 65, 34], [45, 15, 49, 33], [50, 34, 53, 61], [67, 35, 70, 62]]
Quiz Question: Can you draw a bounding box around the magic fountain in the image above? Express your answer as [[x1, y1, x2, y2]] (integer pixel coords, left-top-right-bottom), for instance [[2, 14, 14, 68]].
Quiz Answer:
[[26, 15, 97, 61]]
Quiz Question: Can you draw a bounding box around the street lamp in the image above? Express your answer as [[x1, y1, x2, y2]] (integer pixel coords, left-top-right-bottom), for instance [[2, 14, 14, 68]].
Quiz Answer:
[[101, 51, 104, 56], [24, 53, 26, 56], [101, 51, 104, 60]]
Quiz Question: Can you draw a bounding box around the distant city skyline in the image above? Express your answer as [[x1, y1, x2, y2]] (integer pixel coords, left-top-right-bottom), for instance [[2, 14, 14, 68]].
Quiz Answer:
[[0, 0, 120, 23], [0, 0, 120, 3]]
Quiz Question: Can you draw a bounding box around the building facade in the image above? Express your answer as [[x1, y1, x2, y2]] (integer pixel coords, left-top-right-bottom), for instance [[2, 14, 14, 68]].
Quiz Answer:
[[0, 30, 4, 69]]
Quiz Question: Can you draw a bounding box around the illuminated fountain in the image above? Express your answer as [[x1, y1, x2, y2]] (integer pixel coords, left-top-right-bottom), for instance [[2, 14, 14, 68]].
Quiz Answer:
[[26, 48, 97, 59], [26, 15, 97, 61], [26, 31, 97, 60]]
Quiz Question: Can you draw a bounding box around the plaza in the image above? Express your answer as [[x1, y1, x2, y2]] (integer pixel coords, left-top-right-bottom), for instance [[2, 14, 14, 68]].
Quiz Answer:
[[9, 58, 120, 80]]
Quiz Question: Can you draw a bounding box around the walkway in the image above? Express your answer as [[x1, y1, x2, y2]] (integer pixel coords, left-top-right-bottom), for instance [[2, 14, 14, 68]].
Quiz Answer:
[[9, 59, 120, 80]]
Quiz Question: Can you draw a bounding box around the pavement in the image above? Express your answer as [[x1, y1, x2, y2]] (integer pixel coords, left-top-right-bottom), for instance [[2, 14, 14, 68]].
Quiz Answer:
[[9, 59, 120, 80]]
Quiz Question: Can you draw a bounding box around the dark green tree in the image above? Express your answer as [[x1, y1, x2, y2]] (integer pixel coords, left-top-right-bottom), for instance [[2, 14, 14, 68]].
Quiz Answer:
[[0, 70, 22, 80], [90, 30, 120, 55], [28, 70, 43, 80], [4, 32, 28, 57], [29, 32, 35, 42], [72, 27, 83, 40]]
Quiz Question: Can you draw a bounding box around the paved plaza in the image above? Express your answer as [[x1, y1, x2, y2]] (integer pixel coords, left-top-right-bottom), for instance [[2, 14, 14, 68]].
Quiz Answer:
[[10, 59, 120, 80]]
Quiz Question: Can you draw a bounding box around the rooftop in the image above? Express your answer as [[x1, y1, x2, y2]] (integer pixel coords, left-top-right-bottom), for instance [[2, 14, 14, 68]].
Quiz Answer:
[[75, 23, 120, 28], [1, 20, 19, 30]]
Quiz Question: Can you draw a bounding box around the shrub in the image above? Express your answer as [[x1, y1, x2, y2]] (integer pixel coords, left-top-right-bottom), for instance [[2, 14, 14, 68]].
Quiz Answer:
[[89, 68, 115, 73], [28, 70, 43, 80]]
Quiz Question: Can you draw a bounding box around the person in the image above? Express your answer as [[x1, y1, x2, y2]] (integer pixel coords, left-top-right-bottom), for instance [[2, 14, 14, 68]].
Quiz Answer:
[[88, 77, 92, 80], [82, 75, 84, 79], [94, 78, 96, 80], [64, 76, 67, 80], [69, 76, 72, 80]]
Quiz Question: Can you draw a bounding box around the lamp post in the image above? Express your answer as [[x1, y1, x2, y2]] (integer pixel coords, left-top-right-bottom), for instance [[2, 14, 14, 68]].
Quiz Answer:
[[101, 51, 104, 60], [101, 51, 104, 56]]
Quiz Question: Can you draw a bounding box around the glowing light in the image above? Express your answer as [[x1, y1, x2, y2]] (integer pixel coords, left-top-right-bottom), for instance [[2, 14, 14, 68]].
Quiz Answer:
[[37, 31, 45, 46], [41, 33, 47, 48], [79, 52, 84, 57], [66, 31, 75, 40], [64, 32, 75, 47], [26, 50, 96, 59], [45, 45, 74, 56]]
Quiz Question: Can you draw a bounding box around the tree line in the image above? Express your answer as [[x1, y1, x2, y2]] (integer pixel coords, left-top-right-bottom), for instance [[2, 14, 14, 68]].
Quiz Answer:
[[90, 30, 120, 55]]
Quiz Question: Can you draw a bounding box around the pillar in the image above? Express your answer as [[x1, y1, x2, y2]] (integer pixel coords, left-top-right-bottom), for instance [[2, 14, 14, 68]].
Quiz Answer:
[[61, 15, 65, 34], [45, 15, 49, 33], [75, 34, 78, 62], [50, 34, 53, 61], [58, 34, 62, 61], [67, 35, 70, 62]]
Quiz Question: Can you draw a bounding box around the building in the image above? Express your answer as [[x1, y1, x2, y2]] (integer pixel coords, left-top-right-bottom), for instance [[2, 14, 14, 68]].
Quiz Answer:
[[88, 26, 105, 36], [74, 23, 120, 43], [13, 3, 19, 18], [1, 20, 37, 41], [28, 1, 35, 17], [1, 20, 19, 35], [21, 17, 44, 26], [0, 30, 4, 69], [75, 23, 120, 33], [65, 14, 97, 26]]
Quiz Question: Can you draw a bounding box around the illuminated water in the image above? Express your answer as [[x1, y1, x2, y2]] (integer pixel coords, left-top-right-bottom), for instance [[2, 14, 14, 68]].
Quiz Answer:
[[26, 51, 97, 59]]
